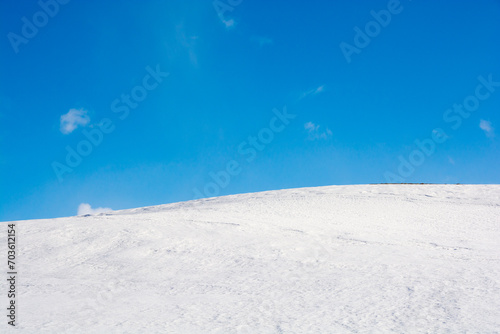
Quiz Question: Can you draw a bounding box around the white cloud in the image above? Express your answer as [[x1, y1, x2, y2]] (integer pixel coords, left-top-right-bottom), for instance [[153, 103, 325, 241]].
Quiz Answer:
[[251, 35, 273, 47], [479, 119, 495, 138], [304, 121, 332, 140], [299, 85, 325, 100], [222, 18, 235, 28], [60, 108, 90, 134], [314, 85, 325, 94], [77, 203, 112, 216], [304, 122, 317, 131]]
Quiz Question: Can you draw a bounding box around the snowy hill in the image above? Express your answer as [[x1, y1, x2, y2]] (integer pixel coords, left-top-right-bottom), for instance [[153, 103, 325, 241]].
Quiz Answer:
[[5, 184, 500, 333]]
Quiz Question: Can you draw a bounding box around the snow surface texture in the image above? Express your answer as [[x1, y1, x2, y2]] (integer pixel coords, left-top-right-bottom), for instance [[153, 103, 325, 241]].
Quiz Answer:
[[3, 184, 500, 333]]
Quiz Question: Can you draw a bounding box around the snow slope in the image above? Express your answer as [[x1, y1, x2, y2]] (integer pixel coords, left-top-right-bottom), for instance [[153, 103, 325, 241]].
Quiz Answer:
[[3, 184, 500, 333]]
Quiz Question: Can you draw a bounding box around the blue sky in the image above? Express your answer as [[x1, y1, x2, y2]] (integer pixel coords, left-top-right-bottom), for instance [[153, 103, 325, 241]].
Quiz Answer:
[[1, 0, 499, 221]]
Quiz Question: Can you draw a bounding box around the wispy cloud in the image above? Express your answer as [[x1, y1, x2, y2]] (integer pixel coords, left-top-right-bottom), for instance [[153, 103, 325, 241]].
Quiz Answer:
[[60, 108, 90, 134], [176, 23, 199, 66], [251, 35, 273, 47], [479, 119, 495, 138], [299, 85, 325, 100], [304, 121, 332, 140], [77, 203, 112, 216]]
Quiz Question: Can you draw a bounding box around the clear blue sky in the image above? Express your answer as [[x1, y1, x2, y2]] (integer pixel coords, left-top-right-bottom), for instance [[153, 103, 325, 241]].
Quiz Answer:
[[1, 0, 499, 221]]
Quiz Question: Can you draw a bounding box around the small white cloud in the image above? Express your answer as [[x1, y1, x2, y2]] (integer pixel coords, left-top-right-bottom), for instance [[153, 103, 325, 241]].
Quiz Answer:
[[314, 85, 325, 94], [299, 85, 325, 100], [60, 108, 90, 134], [448, 156, 455, 165], [304, 121, 332, 140], [77, 203, 112, 216], [304, 122, 317, 131], [251, 35, 273, 47], [222, 18, 235, 28], [479, 119, 495, 138]]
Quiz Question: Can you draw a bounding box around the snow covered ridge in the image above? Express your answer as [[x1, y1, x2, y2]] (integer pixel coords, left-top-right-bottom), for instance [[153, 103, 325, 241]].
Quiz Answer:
[[4, 184, 500, 333]]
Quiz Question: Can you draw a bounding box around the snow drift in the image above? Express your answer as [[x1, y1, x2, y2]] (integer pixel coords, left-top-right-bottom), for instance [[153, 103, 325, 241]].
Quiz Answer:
[[5, 184, 500, 333]]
